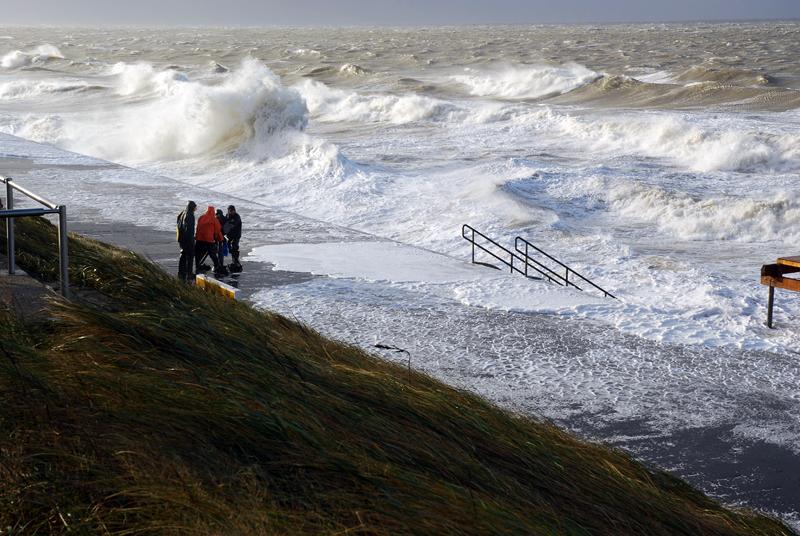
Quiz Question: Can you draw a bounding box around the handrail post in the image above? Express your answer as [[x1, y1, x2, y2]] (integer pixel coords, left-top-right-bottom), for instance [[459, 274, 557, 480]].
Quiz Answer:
[[6, 178, 14, 275], [57, 204, 69, 299], [471, 229, 475, 264], [524, 242, 528, 277]]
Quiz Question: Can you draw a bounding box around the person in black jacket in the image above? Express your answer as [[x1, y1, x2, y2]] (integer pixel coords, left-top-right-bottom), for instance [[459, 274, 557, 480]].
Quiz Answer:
[[214, 208, 230, 275], [224, 205, 242, 271], [176, 200, 197, 281]]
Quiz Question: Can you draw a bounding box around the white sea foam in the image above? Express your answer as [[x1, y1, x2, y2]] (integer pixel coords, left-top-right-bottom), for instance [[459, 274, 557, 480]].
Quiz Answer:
[[0, 79, 97, 100], [453, 63, 599, 99], [1, 26, 798, 523], [339, 63, 367, 76], [110, 62, 188, 96], [247, 241, 600, 311], [292, 48, 321, 57], [0, 44, 64, 69], [295, 79, 460, 124], [514, 107, 800, 172], [18, 59, 310, 163], [570, 177, 800, 242]]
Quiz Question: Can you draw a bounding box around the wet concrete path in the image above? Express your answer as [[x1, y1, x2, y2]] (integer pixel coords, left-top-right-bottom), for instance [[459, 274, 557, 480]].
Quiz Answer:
[[1, 133, 798, 525]]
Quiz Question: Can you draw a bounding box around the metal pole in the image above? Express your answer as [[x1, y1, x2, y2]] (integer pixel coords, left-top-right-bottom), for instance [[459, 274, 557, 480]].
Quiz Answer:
[[524, 243, 528, 277], [6, 178, 14, 275], [767, 285, 774, 329], [471, 230, 475, 264], [57, 204, 69, 299]]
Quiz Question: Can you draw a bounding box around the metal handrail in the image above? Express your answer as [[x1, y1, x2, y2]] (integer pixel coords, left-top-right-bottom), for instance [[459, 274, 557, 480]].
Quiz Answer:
[[515, 236, 616, 299], [1, 176, 69, 299], [461, 224, 558, 283]]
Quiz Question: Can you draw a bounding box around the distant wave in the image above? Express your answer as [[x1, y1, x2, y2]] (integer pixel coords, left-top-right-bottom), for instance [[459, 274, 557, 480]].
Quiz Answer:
[[510, 106, 800, 173], [339, 63, 368, 76], [575, 176, 800, 242], [452, 63, 600, 99], [548, 74, 800, 111], [0, 79, 104, 100], [295, 79, 461, 124], [444, 62, 797, 111], [674, 66, 777, 87], [0, 44, 64, 69]]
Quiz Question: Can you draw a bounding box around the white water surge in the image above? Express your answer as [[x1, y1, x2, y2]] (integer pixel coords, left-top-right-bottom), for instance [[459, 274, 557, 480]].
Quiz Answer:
[[2, 24, 800, 525], [2, 41, 799, 352]]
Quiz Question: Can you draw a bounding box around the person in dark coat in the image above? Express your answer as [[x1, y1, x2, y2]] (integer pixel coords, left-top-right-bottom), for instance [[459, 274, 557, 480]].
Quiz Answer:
[[176, 200, 197, 281], [224, 205, 242, 270]]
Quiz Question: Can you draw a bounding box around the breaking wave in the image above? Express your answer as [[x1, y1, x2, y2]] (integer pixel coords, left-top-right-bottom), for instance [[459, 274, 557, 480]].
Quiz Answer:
[[17, 59, 311, 163], [295, 79, 461, 124], [674, 66, 777, 86], [339, 63, 367, 76], [520, 107, 800, 173], [576, 177, 800, 242], [0, 79, 103, 100], [549, 74, 800, 111], [110, 62, 190, 97], [0, 44, 64, 69], [452, 63, 600, 99]]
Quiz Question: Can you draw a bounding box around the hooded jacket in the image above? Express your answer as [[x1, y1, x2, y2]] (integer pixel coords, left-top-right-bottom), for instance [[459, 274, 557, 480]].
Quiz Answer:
[[195, 206, 223, 243], [224, 212, 242, 240]]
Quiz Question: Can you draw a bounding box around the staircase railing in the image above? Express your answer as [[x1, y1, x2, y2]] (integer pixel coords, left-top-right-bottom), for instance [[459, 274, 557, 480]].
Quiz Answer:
[[515, 236, 615, 299], [461, 224, 616, 299], [461, 224, 559, 283]]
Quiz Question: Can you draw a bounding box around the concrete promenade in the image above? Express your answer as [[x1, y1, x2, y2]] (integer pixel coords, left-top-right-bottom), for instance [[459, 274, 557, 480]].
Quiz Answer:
[[1, 133, 798, 526]]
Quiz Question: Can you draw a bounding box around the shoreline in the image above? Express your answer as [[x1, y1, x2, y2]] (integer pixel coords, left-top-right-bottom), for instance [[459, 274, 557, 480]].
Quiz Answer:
[[1, 135, 799, 526]]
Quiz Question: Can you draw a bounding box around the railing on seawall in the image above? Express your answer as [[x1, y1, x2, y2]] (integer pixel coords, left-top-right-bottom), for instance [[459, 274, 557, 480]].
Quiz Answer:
[[1, 176, 70, 299], [461, 223, 616, 299], [514, 236, 616, 299], [461, 224, 559, 283]]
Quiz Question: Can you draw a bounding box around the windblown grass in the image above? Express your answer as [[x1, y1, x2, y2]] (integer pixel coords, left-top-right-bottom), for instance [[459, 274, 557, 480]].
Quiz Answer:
[[0, 217, 794, 535]]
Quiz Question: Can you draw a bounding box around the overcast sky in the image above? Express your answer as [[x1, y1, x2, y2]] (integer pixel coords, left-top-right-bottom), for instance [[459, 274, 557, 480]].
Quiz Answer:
[[3, 0, 799, 26]]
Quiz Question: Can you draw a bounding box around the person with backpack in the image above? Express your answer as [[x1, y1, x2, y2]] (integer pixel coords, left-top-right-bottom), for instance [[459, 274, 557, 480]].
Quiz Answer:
[[195, 205, 224, 276], [224, 205, 243, 272], [176, 201, 197, 282]]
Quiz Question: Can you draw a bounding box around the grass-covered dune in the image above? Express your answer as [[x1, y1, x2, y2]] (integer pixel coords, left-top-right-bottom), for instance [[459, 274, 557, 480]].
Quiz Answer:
[[0, 217, 794, 535]]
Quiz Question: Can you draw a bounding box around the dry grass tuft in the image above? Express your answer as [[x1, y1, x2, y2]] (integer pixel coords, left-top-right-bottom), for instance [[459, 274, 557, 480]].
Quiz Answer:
[[0, 217, 794, 535]]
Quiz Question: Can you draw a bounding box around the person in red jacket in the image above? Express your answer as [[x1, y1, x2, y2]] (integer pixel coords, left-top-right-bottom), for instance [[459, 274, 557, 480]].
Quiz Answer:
[[195, 205, 224, 276]]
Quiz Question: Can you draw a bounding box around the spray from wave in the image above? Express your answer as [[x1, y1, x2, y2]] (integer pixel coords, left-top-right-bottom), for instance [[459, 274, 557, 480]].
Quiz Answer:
[[109, 62, 190, 97], [0, 79, 101, 100], [295, 79, 461, 124], [570, 176, 800, 242], [16, 59, 313, 164], [453, 63, 599, 99], [517, 107, 800, 173], [1, 44, 64, 69]]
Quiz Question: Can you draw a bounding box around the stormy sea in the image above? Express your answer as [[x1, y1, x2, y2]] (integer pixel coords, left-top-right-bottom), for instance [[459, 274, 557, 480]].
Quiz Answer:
[[1, 23, 799, 525]]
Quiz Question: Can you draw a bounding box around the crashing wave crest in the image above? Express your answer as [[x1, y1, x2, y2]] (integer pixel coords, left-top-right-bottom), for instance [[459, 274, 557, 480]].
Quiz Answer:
[[0, 44, 64, 69], [16, 59, 311, 164], [453, 63, 600, 99]]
